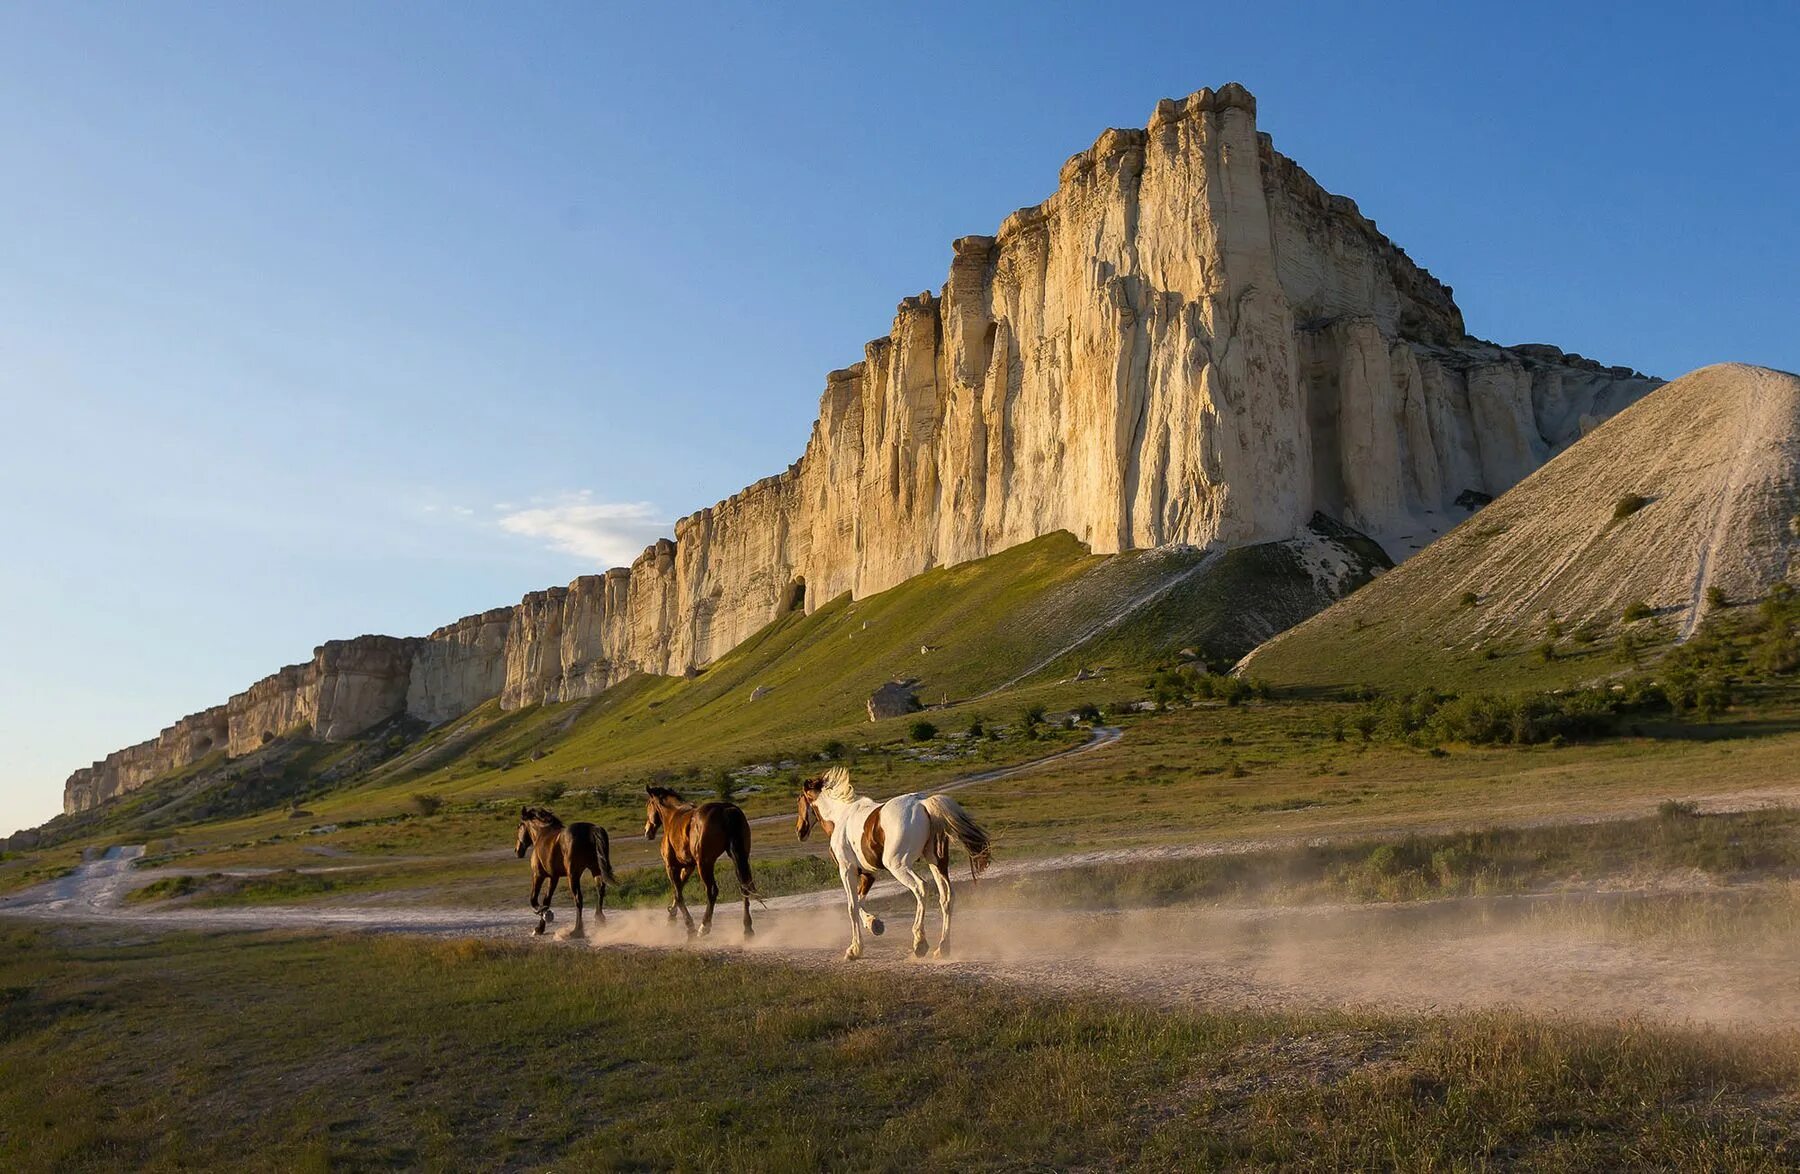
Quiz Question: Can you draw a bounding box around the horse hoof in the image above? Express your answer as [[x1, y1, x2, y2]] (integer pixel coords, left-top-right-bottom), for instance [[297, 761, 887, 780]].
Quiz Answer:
[[932, 944, 949, 959], [869, 917, 885, 936], [912, 939, 928, 958], [532, 922, 546, 937], [698, 924, 711, 937], [542, 908, 554, 923], [844, 946, 862, 960]]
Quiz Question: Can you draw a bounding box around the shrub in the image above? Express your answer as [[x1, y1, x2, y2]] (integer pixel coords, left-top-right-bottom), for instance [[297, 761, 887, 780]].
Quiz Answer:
[[1020, 704, 1047, 729], [409, 792, 443, 817], [1533, 642, 1557, 663], [820, 740, 846, 761], [1615, 629, 1644, 665], [714, 771, 736, 801], [1706, 585, 1728, 609], [908, 720, 938, 742], [1073, 702, 1102, 724], [965, 716, 985, 738], [1659, 799, 1700, 819], [1544, 615, 1562, 640], [1460, 590, 1479, 608], [1622, 601, 1654, 623], [1612, 493, 1651, 521], [530, 780, 567, 805]]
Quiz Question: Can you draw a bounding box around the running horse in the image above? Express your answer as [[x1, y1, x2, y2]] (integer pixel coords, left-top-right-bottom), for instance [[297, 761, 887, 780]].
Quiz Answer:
[[796, 767, 992, 960], [642, 786, 763, 937], [514, 806, 617, 938]]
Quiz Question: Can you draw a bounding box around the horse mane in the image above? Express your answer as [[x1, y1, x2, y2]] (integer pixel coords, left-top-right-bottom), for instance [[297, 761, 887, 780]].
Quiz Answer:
[[819, 766, 858, 803], [522, 806, 564, 829], [645, 785, 692, 809]]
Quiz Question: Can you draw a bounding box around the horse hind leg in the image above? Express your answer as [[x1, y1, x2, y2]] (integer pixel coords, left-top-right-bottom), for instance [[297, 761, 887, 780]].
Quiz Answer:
[[697, 856, 720, 937], [565, 871, 586, 940], [888, 854, 931, 958], [926, 856, 954, 958]]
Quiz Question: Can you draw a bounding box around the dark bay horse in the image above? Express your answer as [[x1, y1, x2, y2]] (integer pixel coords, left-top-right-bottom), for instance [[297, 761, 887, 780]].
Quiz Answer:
[[515, 806, 617, 938], [643, 786, 762, 937]]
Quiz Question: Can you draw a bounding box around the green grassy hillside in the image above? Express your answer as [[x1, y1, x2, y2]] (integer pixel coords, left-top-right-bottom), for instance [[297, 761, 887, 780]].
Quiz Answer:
[[15, 527, 1379, 867]]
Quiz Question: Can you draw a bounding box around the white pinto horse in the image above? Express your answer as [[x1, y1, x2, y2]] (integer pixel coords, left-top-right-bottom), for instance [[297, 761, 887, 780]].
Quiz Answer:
[[796, 767, 992, 960]]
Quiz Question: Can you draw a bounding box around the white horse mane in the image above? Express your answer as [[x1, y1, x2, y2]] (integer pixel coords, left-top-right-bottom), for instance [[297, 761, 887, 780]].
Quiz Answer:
[[819, 766, 858, 803]]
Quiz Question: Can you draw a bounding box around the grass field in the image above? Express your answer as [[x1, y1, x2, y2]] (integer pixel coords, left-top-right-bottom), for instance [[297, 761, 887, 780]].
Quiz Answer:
[[2, 924, 1797, 1171]]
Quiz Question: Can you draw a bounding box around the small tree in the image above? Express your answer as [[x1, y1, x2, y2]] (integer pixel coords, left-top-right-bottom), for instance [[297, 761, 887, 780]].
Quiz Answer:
[[908, 719, 938, 742], [714, 771, 737, 802], [965, 715, 985, 738], [1622, 601, 1654, 623]]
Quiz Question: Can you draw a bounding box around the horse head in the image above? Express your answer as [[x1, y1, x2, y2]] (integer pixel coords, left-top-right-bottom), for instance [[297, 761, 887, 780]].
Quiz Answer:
[[796, 775, 824, 841], [643, 786, 675, 841], [514, 807, 537, 858]]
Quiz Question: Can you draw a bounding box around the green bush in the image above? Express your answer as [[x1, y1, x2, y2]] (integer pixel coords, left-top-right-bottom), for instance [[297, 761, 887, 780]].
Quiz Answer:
[[1612, 493, 1651, 521], [1459, 590, 1479, 608], [409, 792, 443, 817], [908, 720, 938, 742], [529, 780, 567, 805], [1622, 601, 1654, 623]]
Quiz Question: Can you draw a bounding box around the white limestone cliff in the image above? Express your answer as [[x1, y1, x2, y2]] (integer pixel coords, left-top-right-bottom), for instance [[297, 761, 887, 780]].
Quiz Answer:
[[61, 82, 1661, 814]]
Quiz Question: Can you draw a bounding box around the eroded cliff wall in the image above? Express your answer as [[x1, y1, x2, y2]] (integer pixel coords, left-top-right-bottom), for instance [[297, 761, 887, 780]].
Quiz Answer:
[[62, 82, 1660, 814]]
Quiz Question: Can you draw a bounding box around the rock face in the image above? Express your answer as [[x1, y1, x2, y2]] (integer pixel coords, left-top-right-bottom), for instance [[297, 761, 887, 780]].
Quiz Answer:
[[405, 608, 512, 724], [224, 635, 420, 757], [471, 83, 1654, 702], [61, 82, 1663, 814], [867, 682, 923, 722], [1241, 364, 1800, 687], [63, 704, 228, 813]]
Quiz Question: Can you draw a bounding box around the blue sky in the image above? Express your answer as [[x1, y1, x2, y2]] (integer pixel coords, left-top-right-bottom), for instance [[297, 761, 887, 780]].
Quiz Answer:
[[2, 1, 1795, 835]]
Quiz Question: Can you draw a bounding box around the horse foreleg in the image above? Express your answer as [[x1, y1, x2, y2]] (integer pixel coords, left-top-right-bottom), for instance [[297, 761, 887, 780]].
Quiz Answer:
[[540, 875, 559, 924], [697, 856, 719, 937], [529, 871, 547, 935], [668, 863, 696, 936], [838, 861, 865, 960], [856, 870, 884, 936], [888, 854, 930, 958], [926, 857, 954, 958]]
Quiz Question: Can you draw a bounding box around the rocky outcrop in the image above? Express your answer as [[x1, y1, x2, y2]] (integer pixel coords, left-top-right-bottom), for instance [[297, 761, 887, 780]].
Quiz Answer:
[[867, 682, 923, 722], [63, 704, 229, 813], [62, 82, 1663, 814], [405, 608, 512, 724], [225, 636, 419, 757], [476, 84, 1653, 713]]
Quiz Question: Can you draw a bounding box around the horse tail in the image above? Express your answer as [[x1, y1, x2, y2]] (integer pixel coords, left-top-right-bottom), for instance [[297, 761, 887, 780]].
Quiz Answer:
[[587, 824, 618, 885], [922, 793, 993, 881], [724, 805, 765, 906]]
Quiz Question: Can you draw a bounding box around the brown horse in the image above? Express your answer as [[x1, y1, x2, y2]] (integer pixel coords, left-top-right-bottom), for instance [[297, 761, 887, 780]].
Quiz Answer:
[[642, 786, 762, 937], [515, 806, 617, 938]]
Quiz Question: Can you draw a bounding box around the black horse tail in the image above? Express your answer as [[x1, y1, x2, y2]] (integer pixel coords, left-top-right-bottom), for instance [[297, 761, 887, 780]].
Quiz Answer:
[[724, 805, 765, 906], [587, 824, 618, 884]]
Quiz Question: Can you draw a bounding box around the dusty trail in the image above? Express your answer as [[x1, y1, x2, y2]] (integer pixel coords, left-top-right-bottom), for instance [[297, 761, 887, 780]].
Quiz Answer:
[[12, 784, 1800, 1034]]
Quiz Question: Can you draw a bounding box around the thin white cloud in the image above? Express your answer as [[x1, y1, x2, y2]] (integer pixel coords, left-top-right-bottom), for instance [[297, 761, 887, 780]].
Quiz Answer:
[[497, 494, 669, 567]]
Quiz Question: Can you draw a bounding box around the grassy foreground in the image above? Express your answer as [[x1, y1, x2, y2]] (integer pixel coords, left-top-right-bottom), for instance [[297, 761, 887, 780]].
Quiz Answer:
[[2, 925, 1798, 1170]]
